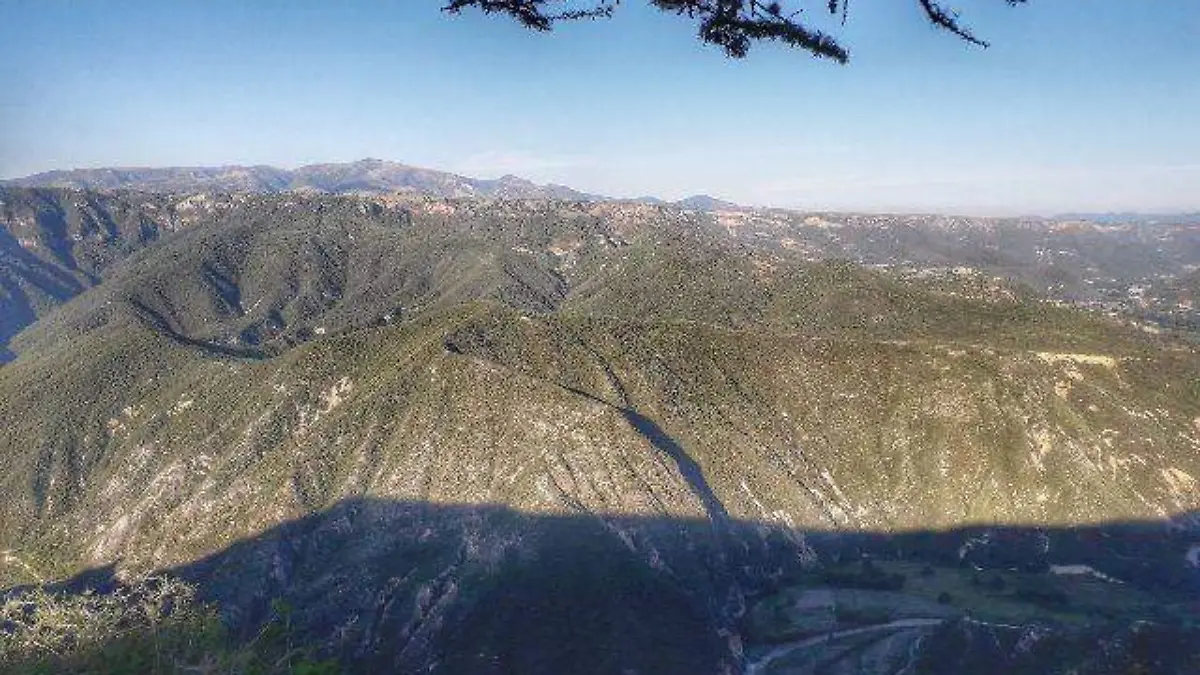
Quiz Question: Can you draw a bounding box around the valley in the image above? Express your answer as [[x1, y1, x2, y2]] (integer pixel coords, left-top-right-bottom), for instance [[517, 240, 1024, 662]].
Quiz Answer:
[[3, 170, 1196, 364], [0, 173, 1197, 674]]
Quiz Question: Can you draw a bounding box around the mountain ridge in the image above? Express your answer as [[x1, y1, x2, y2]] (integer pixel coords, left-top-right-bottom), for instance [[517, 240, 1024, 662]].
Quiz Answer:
[[2, 159, 744, 211], [1, 185, 1198, 674]]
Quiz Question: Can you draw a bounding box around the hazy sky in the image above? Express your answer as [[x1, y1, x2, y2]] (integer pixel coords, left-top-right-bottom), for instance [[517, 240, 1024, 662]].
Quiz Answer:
[[2, 0, 1198, 214]]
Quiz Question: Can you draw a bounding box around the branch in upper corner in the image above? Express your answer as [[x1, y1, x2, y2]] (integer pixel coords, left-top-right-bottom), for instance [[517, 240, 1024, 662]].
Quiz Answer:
[[918, 0, 987, 46], [442, 0, 619, 31], [442, 0, 1029, 62]]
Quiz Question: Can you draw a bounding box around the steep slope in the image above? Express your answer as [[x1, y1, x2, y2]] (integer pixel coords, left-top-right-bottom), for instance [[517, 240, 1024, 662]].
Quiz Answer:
[[0, 188, 671, 358], [8, 185, 1197, 360], [1, 190, 1198, 673], [0, 188, 198, 359]]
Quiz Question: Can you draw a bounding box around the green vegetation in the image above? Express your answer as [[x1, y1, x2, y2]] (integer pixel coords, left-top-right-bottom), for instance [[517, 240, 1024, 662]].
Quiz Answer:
[[0, 578, 340, 675], [0, 187, 1197, 673], [746, 557, 1185, 646], [817, 559, 907, 592]]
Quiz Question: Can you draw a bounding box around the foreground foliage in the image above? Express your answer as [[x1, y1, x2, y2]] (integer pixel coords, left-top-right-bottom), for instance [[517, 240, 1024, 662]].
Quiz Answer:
[[0, 578, 339, 675]]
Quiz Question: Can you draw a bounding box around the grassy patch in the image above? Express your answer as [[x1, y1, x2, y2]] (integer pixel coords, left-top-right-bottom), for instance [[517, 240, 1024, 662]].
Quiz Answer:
[[747, 557, 1186, 649]]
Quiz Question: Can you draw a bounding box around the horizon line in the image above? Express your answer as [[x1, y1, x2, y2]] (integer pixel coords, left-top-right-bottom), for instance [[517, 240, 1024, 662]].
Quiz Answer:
[[4, 158, 1200, 220]]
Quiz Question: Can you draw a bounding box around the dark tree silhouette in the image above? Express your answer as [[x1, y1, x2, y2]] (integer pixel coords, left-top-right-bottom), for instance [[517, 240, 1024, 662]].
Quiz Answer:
[[442, 0, 1028, 63]]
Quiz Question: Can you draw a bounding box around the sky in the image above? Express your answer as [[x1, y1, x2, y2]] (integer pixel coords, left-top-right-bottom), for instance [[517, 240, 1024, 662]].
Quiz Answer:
[[1, 0, 1198, 215]]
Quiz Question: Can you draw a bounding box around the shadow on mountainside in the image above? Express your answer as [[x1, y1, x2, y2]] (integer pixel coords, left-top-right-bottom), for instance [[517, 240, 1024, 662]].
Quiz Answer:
[[2, 499, 1199, 675], [562, 383, 734, 533], [0, 229, 87, 361]]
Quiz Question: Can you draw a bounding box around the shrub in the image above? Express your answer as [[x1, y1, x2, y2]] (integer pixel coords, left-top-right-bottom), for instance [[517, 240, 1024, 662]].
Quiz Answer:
[[0, 576, 342, 675]]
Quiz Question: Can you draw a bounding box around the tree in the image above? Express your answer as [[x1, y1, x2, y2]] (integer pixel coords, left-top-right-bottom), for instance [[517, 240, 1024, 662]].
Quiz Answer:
[[441, 0, 1029, 63]]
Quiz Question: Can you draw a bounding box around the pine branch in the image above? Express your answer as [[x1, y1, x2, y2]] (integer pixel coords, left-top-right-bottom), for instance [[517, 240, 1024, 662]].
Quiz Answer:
[[442, 0, 1028, 62]]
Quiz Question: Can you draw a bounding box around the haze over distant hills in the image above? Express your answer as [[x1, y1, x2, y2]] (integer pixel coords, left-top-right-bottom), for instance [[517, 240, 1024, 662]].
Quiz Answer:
[[13, 160, 1200, 224], [1053, 212, 1200, 225], [3, 158, 747, 211]]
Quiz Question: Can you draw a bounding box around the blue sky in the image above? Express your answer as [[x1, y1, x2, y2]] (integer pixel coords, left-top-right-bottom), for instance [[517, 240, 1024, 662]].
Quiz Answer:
[[1, 0, 1197, 214]]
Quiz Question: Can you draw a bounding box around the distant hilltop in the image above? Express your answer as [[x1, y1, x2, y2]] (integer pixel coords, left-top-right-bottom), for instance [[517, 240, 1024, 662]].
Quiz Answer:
[[3, 158, 745, 212], [1053, 211, 1200, 225]]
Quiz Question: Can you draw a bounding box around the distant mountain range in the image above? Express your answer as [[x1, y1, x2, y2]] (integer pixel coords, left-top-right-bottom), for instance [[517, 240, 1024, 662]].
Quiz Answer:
[[3, 158, 744, 211], [1054, 212, 1200, 225], [11, 163, 1200, 223]]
